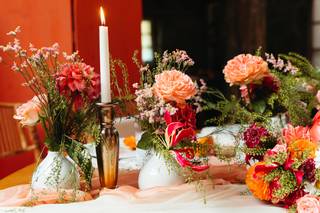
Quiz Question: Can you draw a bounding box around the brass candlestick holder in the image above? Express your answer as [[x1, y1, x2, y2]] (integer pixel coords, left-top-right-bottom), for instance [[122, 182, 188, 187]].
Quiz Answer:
[[96, 103, 119, 189]]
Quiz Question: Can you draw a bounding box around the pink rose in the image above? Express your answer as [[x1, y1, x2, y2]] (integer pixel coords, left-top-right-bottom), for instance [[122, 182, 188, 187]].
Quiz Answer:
[[271, 143, 287, 153], [13, 95, 44, 126], [296, 194, 320, 213], [223, 54, 269, 86], [153, 69, 197, 104]]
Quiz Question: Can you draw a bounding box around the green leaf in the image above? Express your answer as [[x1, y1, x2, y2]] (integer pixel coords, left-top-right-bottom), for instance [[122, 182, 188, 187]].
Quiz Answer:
[[66, 139, 93, 187], [252, 100, 266, 114], [137, 131, 154, 150]]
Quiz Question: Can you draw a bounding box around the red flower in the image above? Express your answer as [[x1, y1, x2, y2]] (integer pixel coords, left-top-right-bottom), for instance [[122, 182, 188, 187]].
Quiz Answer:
[[299, 159, 316, 182], [263, 75, 280, 93], [55, 62, 100, 108], [283, 189, 307, 208], [164, 122, 208, 172], [164, 104, 196, 128]]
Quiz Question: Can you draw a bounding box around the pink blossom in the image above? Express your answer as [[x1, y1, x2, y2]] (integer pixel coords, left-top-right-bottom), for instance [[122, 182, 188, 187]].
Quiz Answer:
[[296, 194, 320, 213], [132, 83, 139, 89], [240, 84, 250, 104], [13, 95, 45, 126]]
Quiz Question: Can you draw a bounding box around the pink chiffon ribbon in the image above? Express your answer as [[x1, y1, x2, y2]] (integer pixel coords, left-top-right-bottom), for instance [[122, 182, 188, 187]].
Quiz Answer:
[[0, 157, 246, 207]]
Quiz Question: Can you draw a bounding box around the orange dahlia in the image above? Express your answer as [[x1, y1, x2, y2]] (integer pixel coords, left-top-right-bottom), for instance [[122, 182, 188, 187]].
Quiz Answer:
[[246, 162, 271, 201], [288, 139, 317, 160]]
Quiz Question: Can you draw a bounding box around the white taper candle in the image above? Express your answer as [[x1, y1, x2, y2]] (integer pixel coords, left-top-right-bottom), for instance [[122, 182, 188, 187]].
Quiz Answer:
[[99, 7, 111, 103]]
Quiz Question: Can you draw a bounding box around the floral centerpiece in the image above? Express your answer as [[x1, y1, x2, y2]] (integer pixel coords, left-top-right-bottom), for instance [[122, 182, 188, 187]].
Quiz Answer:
[[244, 112, 320, 212], [0, 27, 100, 189], [132, 50, 210, 188], [209, 49, 320, 127]]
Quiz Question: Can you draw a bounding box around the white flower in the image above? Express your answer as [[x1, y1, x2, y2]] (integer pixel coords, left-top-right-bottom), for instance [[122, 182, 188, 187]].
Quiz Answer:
[[304, 182, 320, 196], [315, 147, 320, 169]]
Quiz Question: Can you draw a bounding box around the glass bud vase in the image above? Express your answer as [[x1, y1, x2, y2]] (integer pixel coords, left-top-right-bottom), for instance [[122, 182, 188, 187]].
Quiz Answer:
[[31, 151, 80, 190]]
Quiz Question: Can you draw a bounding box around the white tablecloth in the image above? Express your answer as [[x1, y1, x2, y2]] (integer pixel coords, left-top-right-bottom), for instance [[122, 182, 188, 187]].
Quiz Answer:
[[0, 122, 286, 212], [0, 183, 284, 213]]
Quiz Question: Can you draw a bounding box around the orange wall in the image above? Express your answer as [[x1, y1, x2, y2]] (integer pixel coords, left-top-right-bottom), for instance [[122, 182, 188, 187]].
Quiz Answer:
[[73, 0, 142, 91], [0, 0, 73, 102]]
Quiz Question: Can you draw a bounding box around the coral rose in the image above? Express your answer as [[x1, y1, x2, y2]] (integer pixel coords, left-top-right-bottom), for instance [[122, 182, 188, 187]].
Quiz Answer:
[[296, 194, 320, 213], [310, 111, 320, 143], [153, 70, 196, 104], [223, 54, 269, 86], [13, 95, 44, 126], [283, 124, 311, 144]]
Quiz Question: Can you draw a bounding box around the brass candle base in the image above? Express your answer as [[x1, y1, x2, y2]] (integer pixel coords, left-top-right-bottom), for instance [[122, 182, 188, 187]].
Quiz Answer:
[[96, 103, 119, 189]]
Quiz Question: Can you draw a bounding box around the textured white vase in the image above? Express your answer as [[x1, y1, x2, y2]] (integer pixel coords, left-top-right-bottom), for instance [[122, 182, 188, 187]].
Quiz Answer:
[[138, 153, 184, 190], [31, 151, 80, 190]]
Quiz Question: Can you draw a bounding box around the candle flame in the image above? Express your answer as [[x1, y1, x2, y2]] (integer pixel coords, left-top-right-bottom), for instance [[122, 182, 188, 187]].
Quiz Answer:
[[100, 6, 106, 25]]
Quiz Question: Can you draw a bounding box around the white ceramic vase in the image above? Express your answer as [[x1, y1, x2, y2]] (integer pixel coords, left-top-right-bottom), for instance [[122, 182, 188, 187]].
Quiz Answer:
[[138, 153, 184, 190], [31, 151, 80, 190]]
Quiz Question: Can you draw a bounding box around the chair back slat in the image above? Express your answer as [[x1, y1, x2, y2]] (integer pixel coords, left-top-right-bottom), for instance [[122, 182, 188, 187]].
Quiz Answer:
[[0, 103, 40, 158]]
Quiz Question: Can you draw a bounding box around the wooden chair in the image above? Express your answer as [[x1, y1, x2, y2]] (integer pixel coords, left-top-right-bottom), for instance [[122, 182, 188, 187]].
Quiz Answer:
[[0, 102, 40, 159]]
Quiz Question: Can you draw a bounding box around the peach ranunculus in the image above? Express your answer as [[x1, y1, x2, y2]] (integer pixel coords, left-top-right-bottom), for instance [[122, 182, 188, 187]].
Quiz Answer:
[[282, 124, 312, 144], [296, 194, 320, 213], [223, 54, 269, 86], [310, 111, 320, 143], [13, 95, 44, 126], [153, 69, 197, 104]]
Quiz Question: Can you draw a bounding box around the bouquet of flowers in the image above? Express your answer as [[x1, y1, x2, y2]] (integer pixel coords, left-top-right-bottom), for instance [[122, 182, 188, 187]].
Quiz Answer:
[[245, 113, 320, 212], [132, 50, 209, 174], [0, 27, 100, 185], [210, 49, 320, 127]]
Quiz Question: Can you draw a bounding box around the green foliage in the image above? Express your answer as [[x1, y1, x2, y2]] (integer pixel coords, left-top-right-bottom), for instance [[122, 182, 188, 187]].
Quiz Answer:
[[206, 51, 319, 127], [203, 89, 269, 125], [66, 138, 93, 187], [280, 52, 320, 80], [136, 131, 155, 150], [264, 168, 296, 201]]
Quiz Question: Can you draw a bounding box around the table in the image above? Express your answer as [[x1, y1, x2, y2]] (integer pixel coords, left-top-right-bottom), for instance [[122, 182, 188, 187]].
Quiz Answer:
[[0, 161, 285, 213]]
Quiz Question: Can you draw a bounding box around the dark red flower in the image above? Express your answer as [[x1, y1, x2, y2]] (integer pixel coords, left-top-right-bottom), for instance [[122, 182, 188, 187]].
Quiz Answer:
[[244, 123, 269, 148], [299, 158, 316, 182], [263, 75, 280, 93], [283, 189, 307, 208]]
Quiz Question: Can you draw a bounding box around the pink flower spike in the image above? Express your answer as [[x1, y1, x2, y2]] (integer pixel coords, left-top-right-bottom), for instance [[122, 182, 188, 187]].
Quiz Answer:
[[171, 127, 195, 147], [172, 151, 192, 167], [294, 170, 304, 186], [312, 111, 320, 125], [164, 111, 172, 125], [166, 122, 185, 138], [190, 164, 209, 172]]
